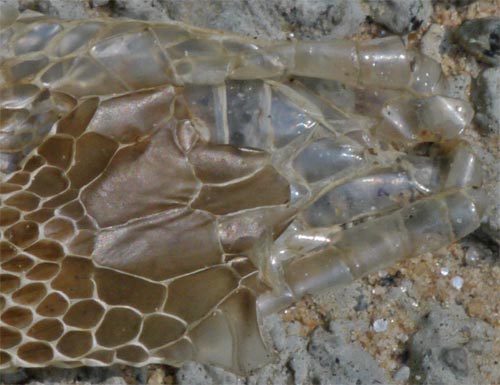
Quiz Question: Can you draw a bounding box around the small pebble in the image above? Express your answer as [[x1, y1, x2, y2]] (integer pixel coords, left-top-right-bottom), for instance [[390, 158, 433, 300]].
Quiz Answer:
[[373, 318, 388, 332], [147, 369, 166, 385], [400, 279, 412, 293], [378, 270, 388, 278], [106, 377, 128, 385], [393, 365, 410, 382], [441, 347, 469, 375], [456, 16, 500, 66], [472, 67, 500, 133], [396, 333, 409, 343], [92, 0, 109, 6], [445, 73, 471, 100], [465, 246, 481, 265], [421, 23, 446, 62], [367, 0, 432, 34], [451, 276, 464, 290]]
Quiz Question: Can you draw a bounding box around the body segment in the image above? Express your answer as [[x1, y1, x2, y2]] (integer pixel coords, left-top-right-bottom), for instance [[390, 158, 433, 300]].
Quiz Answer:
[[0, 6, 486, 373]]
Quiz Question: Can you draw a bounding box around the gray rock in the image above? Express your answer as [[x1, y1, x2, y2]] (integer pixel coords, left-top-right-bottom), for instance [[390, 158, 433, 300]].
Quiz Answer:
[[420, 23, 447, 63], [102, 376, 129, 385], [0, 366, 130, 385], [366, 0, 432, 34], [307, 321, 390, 385], [393, 365, 411, 382], [408, 303, 496, 385], [265, 0, 367, 39], [447, 0, 478, 5], [471, 67, 500, 134], [464, 63, 500, 243], [0, 368, 29, 385], [177, 314, 390, 385], [0, 0, 21, 10], [162, 0, 367, 40], [176, 361, 244, 385], [176, 315, 293, 385], [91, 0, 109, 6], [15, 0, 88, 19], [455, 17, 500, 66], [480, 176, 500, 244], [445, 73, 471, 100], [287, 347, 311, 384], [461, 238, 498, 266], [440, 347, 469, 376], [103, 0, 170, 21], [12, 0, 368, 33]]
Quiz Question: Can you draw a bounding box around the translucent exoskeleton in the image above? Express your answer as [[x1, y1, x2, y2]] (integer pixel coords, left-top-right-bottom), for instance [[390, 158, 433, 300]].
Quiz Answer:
[[0, 5, 487, 373]]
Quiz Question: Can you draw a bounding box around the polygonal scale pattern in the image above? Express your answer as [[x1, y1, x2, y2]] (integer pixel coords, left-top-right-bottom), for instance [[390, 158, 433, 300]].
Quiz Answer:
[[0, 7, 486, 376], [1, 85, 281, 372]]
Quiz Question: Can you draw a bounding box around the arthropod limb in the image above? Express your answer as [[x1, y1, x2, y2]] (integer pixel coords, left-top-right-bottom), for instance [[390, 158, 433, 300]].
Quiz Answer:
[[258, 187, 485, 316]]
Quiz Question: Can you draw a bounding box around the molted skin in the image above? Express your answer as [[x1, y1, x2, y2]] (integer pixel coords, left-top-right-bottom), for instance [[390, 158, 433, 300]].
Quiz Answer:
[[0, 6, 486, 374]]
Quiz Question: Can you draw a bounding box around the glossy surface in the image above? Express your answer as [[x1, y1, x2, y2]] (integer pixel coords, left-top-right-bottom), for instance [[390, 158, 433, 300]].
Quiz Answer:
[[0, 5, 486, 374]]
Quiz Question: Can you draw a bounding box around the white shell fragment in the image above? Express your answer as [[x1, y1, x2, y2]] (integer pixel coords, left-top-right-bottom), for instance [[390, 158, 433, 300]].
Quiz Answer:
[[451, 276, 465, 290], [373, 318, 389, 333]]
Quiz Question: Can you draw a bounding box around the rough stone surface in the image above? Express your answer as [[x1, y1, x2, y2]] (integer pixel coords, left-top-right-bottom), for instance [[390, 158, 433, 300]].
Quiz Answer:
[[455, 16, 500, 66], [472, 67, 500, 134], [393, 365, 411, 383], [469, 65, 500, 243], [98, 0, 170, 21], [445, 73, 472, 100], [176, 315, 391, 385], [420, 23, 448, 62], [306, 321, 390, 385], [91, 0, 108, 7], [408, 304, 497, 385], [16, 0, 89, 18], [157, 0, 367, 39], [0, 366, 140, 384], [366, 0, 433, 34]]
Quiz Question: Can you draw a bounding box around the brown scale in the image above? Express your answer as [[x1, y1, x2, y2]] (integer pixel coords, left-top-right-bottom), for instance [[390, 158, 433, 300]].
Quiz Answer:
[[35, 292, 68, 317], [27, 319, 64, 341], [4, 192, 40, 212], [1, 87, 283, 370], [17, 342, 54, 365], [1, 254, 35, 273], [0, 326, 22, 349], [11, 282, 47, 305], [116, 345, 149, 364], [26, 263, 60, 282], [0, 207, 20, 226], [56, 330, 93, 358], [62, 300, 105, 328]]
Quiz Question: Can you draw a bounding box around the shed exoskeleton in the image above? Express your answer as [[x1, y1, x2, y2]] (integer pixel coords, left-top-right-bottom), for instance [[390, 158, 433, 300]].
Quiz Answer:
[[0, 5, 486, 374]]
